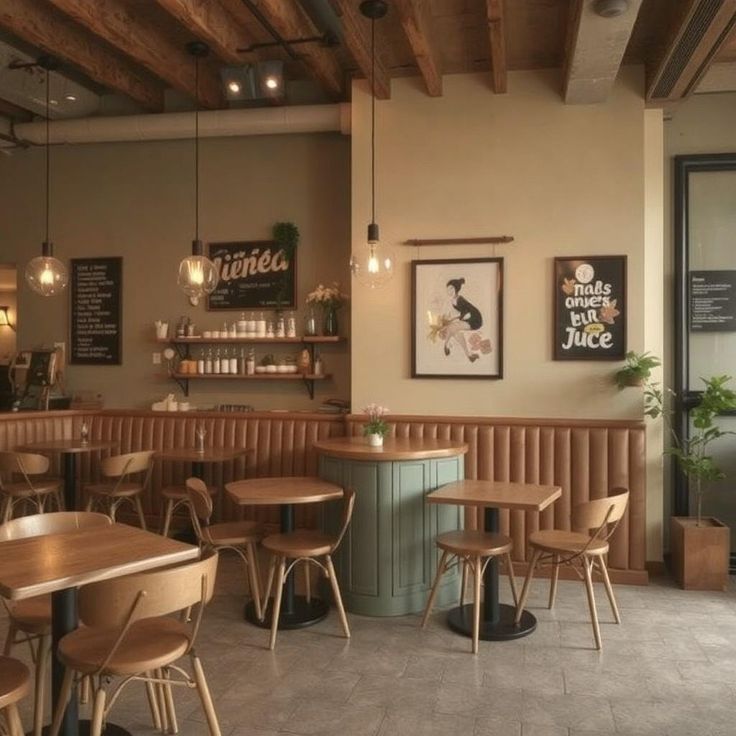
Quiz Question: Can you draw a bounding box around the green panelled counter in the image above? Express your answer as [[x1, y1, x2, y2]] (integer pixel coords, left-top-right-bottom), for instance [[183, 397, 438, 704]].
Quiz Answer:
[[314, 436, 469, 617]]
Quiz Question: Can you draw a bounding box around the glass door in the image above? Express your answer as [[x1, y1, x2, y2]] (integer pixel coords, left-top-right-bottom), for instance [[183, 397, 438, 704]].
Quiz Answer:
[[675, 154, 736, 569]]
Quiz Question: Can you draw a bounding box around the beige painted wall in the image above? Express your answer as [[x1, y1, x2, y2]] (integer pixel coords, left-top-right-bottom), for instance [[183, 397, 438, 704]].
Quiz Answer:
[[350, 69, 648, 419], [0, 133, 351, 409], [0, 287, 17, 365]]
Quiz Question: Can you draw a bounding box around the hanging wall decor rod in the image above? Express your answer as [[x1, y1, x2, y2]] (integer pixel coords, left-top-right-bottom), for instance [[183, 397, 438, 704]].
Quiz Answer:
[[404, 236, 515, 246]]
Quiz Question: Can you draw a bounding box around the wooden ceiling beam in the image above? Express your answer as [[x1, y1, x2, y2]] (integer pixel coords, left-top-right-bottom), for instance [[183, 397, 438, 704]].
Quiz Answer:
[[647, 0, 736, 101], [486, 0, 507, 93], [329, 0, 390, 99], [563, 0, 643, 104], [0, 0, 163, 111], [242, 1, 343, 99], [394, 0, 442, 96], [152, 0, 249, 65], [45, 0, 222, 108]]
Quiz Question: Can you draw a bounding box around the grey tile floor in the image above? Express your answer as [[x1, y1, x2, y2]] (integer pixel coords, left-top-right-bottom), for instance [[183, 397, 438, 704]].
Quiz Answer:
[[3, 555, 735, 736]]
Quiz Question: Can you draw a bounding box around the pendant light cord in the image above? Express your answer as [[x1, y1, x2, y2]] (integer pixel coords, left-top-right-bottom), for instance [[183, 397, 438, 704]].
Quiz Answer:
[[370, 16, 376, 225], [45, 65, 50, 245], [194, 54, 200, 243]]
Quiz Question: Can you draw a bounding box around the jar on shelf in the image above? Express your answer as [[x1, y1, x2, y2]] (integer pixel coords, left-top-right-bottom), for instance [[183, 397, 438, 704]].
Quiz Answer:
[[304, 306, 318, 336], [256, 312, 267, 337]]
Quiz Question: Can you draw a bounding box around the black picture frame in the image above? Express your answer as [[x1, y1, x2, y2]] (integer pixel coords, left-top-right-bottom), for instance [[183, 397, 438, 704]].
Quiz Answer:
[[553, 255, 627, 361], [411, 258, 503, 379], [207, 240, 296, 311]]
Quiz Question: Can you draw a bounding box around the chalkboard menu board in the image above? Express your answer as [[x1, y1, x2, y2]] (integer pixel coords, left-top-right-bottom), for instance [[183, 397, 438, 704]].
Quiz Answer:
[[70, 257, 122, 365], [554, 255, 627, 360], [690, 270, 736, 332], [207, 241, 296, 310]]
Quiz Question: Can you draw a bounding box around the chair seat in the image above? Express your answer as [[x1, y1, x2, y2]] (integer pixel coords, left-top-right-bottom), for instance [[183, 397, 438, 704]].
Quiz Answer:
[[162, 484, 216, 500], [263, 530, 336, 557], [85, 481, 143, 498], [206, 520, 262, 546], [0, 656, 31, 709], [59, 617, 191, 676], [7, 596, 51, 634], [528, 529, 609, 556], [1, 478, 62, 497], [436, 529, 512, 556]]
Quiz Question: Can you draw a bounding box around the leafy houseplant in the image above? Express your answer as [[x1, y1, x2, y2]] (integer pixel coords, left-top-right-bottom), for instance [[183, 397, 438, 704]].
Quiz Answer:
[[614, 351, 661, 388], [362, 404, 389, 447]]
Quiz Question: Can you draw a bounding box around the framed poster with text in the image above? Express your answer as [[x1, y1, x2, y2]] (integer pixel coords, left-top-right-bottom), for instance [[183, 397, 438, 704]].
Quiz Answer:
[[207, 241, 296, 310], [554, 255, 626, 361]]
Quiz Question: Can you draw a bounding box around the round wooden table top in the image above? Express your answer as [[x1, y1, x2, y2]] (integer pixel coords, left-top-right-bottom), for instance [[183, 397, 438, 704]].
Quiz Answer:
[[226, 476, 344, 506], [155, 447, 250, 463], [313, 436, 469, 461], [18, 439, 118, 454]]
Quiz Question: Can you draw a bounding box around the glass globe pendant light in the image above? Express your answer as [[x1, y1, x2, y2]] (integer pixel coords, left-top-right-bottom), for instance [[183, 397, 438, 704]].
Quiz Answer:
[[177, 41, 218, 305], [26, 56, 68, 297], [350, 0, 394, 289]]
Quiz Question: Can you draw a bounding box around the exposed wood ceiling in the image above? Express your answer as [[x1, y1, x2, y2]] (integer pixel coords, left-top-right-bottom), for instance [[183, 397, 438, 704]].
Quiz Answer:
[[0, 0, 734, 120]]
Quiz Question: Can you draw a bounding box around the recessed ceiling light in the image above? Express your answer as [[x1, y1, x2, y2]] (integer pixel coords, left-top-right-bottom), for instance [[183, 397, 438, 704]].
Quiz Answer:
[[227, 81, 241, 94], [64, 94, 77, 102], [593, 0, 630, 18], [264, 77, 279, 90], [49, 99, 59, 105]]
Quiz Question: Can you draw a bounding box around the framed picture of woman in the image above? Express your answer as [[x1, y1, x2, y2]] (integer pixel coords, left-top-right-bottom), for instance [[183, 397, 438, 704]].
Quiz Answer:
[[412, 258, 503, 379]]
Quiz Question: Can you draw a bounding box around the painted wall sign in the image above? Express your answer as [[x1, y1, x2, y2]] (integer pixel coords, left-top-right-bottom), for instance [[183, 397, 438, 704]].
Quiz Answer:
[[554, 255, 627, 360], [207, 240, 296, 310], [690, 270, 736, 332], [70, 257, 122, 365]]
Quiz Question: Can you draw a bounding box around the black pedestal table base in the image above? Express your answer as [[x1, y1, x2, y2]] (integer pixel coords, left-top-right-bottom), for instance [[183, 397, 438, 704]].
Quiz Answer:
[[32, 722, 132, 736], [245, 596, 330, 630], [447, 603, 537, 641]]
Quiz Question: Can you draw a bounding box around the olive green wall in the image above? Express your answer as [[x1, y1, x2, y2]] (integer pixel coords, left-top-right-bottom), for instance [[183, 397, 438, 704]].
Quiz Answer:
[[0, 133, 351, 410]]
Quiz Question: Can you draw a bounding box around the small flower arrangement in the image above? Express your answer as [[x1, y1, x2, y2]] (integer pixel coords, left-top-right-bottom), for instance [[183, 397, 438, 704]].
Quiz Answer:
[[306, 282, 348, 309], [362, 403, 390, 438]]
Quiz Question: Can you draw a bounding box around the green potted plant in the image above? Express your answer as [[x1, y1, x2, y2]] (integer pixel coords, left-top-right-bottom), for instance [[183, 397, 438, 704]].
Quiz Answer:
[[362, 403, 390, 447], [638, 369, 735, 590], [614, 351, 661, 388]]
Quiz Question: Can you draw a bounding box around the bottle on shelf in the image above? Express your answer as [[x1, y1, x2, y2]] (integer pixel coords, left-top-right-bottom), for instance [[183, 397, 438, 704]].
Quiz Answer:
[[204, 348, 213, 374], [213, 348, 221, 375], [229, 322, 237, 338], [221, 347, 230, 374], [314, 351, 323, 377], [237, 312, 247, 336], [197, 349, 205, 375], [229, 349, 238, 374], [287, 311, 297, 338], [256, 311, 266, 337], [276, 313, 286, 338], [246, 311, 256, 336], [266, 317, 275, 339], [246, 348, 255, 375], [304, 307, 318, 337], [239, 348, 246, 375]]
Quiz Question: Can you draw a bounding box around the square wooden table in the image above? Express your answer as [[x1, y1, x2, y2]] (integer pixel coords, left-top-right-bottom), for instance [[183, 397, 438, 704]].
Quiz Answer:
[[0, 524, 199, 736], [428, 480, 561, 641]]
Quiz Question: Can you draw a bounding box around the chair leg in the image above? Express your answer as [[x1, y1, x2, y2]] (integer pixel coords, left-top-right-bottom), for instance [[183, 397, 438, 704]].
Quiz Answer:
[[161, 500, 174, 537], [515, 547, 541, 625], [548, 554, 560, 609], [304, 562, 312, 604], [155, 668, 169, 734], [421, 549, 449, 629], [33, 634, 50, 736], [3, 622, 17, 656], [5, 704, 24, 736], [597, 555, 621, 624], [2, 497, 13, 523], [144, 673, 162, 732], [325, 555, 350, 639], [472, 555, 482, 654], [245, 543, 263, 622], [49, 668, 75, 736], [459, 558, 468, 608], [133, 495, 147, 530], [191, 655, 221, 736], [269, 557, 286, 650], [582, 557, 602, 650], [261, 555, 277, 619], [90, 686, 106, 736], [79, 675, 90, 705], [84, 496, 94, 513], [505, 552, 518, 608], [162, 668, 178, 734]]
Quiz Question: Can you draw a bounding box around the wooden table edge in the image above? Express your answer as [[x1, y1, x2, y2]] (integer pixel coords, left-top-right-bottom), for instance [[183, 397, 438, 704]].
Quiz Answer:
[[426, 485, 563, 513], [225, 479, 344, 506]]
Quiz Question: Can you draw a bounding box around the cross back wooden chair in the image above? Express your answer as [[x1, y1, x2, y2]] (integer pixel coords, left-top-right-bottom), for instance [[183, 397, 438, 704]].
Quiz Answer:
[[0, 451, 64, 523], [84, 450, 155, 529], [261, 487, 355, 650], [160, 482, 217, 538], [0, 512, 112, 736], [49, 549, 221, 736], [185, 477, 264, 620], [420, 528, 518, 654], [0, 656, 30, 736], [514, 488, 630, 650]]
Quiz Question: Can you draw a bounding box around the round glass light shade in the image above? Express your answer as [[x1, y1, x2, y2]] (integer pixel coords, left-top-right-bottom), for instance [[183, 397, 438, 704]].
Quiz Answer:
[[177, 254, 219, 300], [25, 255, 68, 297], [350, 240, 395, 289]]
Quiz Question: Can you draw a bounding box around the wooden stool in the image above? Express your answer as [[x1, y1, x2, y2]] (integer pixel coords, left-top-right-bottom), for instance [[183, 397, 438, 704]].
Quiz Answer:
[[0, 656, 30, 736], [421, 529, 518, 654], [160, 483, 217, 537], [0, 452, 64, 523]]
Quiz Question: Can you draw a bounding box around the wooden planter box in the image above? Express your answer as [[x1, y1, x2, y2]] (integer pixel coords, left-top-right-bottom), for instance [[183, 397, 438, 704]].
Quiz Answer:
[[670, 517, 730, 591]]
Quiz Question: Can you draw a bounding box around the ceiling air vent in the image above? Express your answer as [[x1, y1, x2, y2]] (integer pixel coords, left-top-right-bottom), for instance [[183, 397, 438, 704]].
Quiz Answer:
[[648, 0, 736, 101]]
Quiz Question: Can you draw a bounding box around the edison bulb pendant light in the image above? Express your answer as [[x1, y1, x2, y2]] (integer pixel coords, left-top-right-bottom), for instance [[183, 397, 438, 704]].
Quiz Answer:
[[26, 241, 68, 297], [350, 223, 394, 288], [178, 239, 219, 304]]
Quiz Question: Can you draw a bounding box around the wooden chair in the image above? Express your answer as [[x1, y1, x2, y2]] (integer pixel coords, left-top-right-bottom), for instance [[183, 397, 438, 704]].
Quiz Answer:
[[185, 477, 264, 620], [0, 452, 64, 523], [49, 549, 221, 736], [84, 450, 155, 529], [0, 512, 112, 736], [421, 529, 518, 654], [0, 656, 30, 736], [160, 483, 216, 537], [261, 487, 354, 650], [514, 488, 630, 650]]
